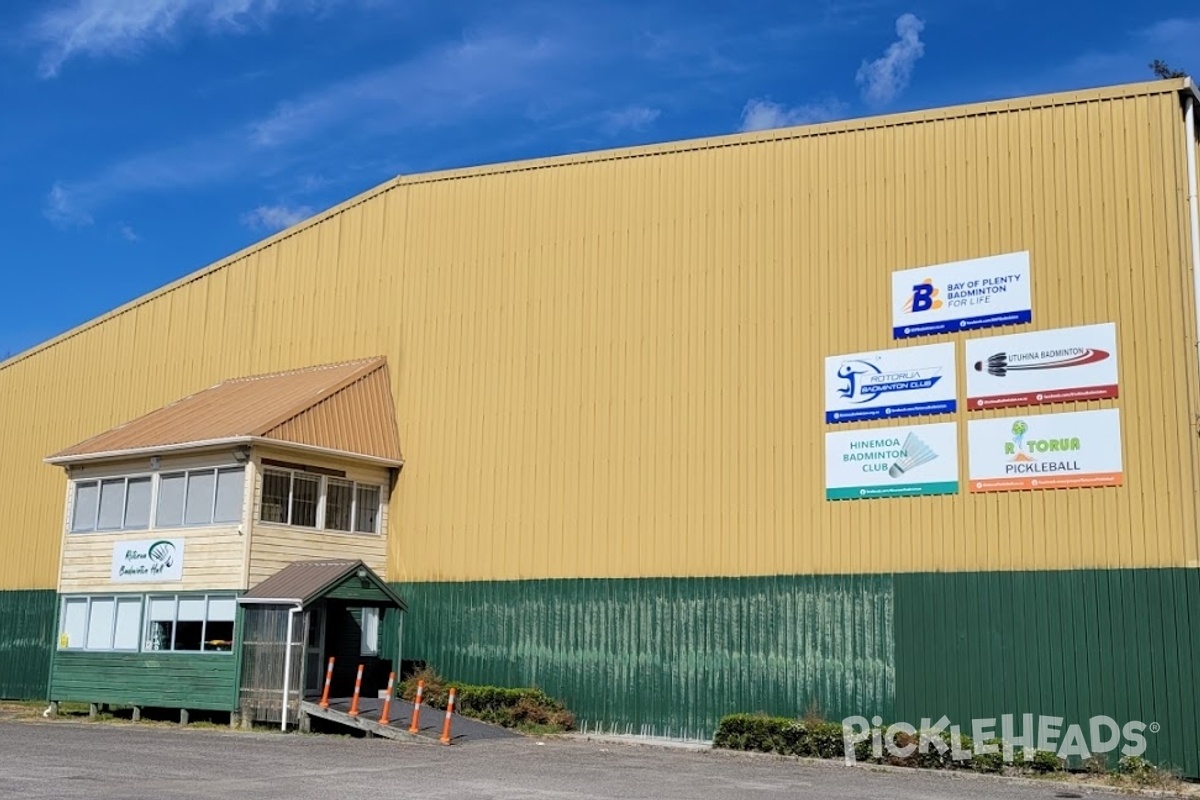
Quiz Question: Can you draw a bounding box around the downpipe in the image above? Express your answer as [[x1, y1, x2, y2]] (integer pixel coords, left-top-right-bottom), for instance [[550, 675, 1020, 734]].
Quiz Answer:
[[1187, 83, 1200, 375], [281, 605, 301, 731]]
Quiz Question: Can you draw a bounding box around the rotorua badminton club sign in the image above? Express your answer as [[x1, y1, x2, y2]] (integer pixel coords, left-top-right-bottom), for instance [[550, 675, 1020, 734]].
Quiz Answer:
[[825, 422, 959, 500]]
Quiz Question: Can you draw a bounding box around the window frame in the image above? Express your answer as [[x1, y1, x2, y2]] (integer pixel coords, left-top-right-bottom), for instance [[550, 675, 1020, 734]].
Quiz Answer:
[[360, 607, 380, 656], [142, 593, 237, 654], [157, 466, 246, 529], [68, 466, 245, 535], [258, 467, 383, 535], [57, 594, 144, 652], [69, 474, 155, 534]]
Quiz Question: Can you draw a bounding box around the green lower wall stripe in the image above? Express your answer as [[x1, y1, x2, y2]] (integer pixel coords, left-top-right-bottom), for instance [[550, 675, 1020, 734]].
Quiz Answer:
[[893, 569, 1200, 777], [3, 571, 1198, 776], [0, 590, 56, 701], [389, 576, 897, 741], [393, 569, 1200, 775]]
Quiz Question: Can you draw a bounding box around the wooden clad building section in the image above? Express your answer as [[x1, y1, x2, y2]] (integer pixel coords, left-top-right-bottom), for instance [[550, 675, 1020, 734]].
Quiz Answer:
[[56, 451, 252, 595], [60, 529, 246, 594], [246, 447, 390, 587], [50, 651, 239, 711]]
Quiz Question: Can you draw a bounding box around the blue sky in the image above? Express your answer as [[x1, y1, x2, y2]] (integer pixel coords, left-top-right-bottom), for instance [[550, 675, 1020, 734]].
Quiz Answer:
[[1, 0, 1196, 358]]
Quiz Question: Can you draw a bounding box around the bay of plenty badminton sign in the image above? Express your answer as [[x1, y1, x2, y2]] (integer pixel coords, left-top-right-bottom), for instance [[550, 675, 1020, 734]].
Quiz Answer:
[[825, 342, 957, 423], [892, 251, 1032, 339], [825, 422, 959, 500]]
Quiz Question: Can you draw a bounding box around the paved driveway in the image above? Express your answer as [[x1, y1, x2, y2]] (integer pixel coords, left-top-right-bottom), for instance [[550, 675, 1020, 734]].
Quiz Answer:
[[0, 721, 1131, 800]]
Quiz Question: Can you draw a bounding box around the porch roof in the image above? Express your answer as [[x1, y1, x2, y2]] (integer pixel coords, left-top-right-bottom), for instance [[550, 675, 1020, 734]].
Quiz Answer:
[[238, 559, 406, 610]]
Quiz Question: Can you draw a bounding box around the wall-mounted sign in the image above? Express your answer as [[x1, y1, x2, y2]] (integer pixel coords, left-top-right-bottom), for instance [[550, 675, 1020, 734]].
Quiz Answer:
[[967, 409, 1122, 492], [892, 251, 1032, 339], [826, 422, 959, 500], [965, 323, 1118, 410], [111, 539, 184, 583], [825, 342, 957, 423]]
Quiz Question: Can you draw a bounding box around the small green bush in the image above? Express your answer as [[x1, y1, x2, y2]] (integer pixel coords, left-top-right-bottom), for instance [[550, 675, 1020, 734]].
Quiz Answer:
[[970, 739, 1006, 773], [712, 712, 1179, 791], [397, 667, 574, 733], [1026, 749, 1064, 773], [712, 714, 851, 759]]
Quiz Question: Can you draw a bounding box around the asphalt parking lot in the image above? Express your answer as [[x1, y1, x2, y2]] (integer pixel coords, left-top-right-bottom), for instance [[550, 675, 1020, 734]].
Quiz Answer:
[[0, 721, 1133, 800]]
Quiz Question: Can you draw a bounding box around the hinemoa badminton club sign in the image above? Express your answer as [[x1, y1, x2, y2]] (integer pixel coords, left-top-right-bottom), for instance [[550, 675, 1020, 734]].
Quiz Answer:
[[825, 422, 959, 500]]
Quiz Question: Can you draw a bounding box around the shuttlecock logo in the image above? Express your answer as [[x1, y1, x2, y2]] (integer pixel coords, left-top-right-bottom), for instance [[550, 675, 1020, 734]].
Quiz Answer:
[[888, 432, 938, 478], [973, 348, 1109, 377]]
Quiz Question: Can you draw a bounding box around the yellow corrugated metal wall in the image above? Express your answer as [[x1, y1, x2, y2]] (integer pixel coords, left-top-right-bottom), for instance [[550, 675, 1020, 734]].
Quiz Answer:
[[1, 81, 1197, 589]]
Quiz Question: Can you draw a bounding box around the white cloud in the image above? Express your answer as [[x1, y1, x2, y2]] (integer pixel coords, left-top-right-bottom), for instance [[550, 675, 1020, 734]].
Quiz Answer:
[[118, 223, 139, 242], [241, 204, 315, 231], [248, 34, 562, 148], [28, 0, 332, 77], [739, 98, 847, 132], [855, 12, 925, 106], [44, 181, 93, 226], [600, 105, 661, 136], [43, 31, 568, 223]]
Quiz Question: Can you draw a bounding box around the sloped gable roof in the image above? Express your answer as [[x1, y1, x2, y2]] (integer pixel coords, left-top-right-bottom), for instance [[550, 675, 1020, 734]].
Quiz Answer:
[[48, 358, 402, 464], [239, 559, 406, 609]]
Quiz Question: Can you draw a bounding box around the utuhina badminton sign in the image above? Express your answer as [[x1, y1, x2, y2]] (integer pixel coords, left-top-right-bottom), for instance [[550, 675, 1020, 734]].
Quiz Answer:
[[965, 323, 1118, 410], [825, 422, 959, 500], [825, 342, 957, 423]]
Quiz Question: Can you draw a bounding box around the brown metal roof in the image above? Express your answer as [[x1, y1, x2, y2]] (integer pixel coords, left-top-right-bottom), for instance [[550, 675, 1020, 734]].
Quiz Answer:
[[239, 559, 406, 609], [48, 358, 403, 463]]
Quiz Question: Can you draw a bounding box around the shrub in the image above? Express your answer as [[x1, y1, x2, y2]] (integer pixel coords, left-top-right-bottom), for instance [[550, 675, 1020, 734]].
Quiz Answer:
[[970, 739, 1006, 774], [712, 714, 852, 760], [1115, 755, 1154, 777], [1115, 754, 1167, 784], [397, 667, 575, 733], [1026, 750, 1064, 773]]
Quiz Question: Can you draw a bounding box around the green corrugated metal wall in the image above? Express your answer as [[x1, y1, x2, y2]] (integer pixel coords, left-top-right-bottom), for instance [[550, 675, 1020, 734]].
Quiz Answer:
[[391, 576, 896, 740], [894, 570, 1200, 776], [5, 573, 1197, 775], [0, 590, 55, 700], [394, 569, 1199, 773]]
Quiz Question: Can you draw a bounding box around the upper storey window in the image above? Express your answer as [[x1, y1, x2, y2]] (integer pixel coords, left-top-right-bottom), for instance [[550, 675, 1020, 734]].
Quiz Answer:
[[259, 467, 381, 534], [155, 467, 245, 528], [69, 467, 245, 534]]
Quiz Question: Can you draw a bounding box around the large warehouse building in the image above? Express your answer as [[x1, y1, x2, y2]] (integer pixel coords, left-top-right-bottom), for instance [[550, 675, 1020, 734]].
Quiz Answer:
[[2, 78, 1200, 769]]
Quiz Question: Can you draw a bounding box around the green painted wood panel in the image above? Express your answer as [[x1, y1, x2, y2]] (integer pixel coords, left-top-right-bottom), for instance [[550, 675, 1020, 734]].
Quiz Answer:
[[894, 570, 1200, 777], [390, 576, 896, 741], [323, 577, 394, 605], [0, 590, 56, 700], [50, 651, 238, 710]]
